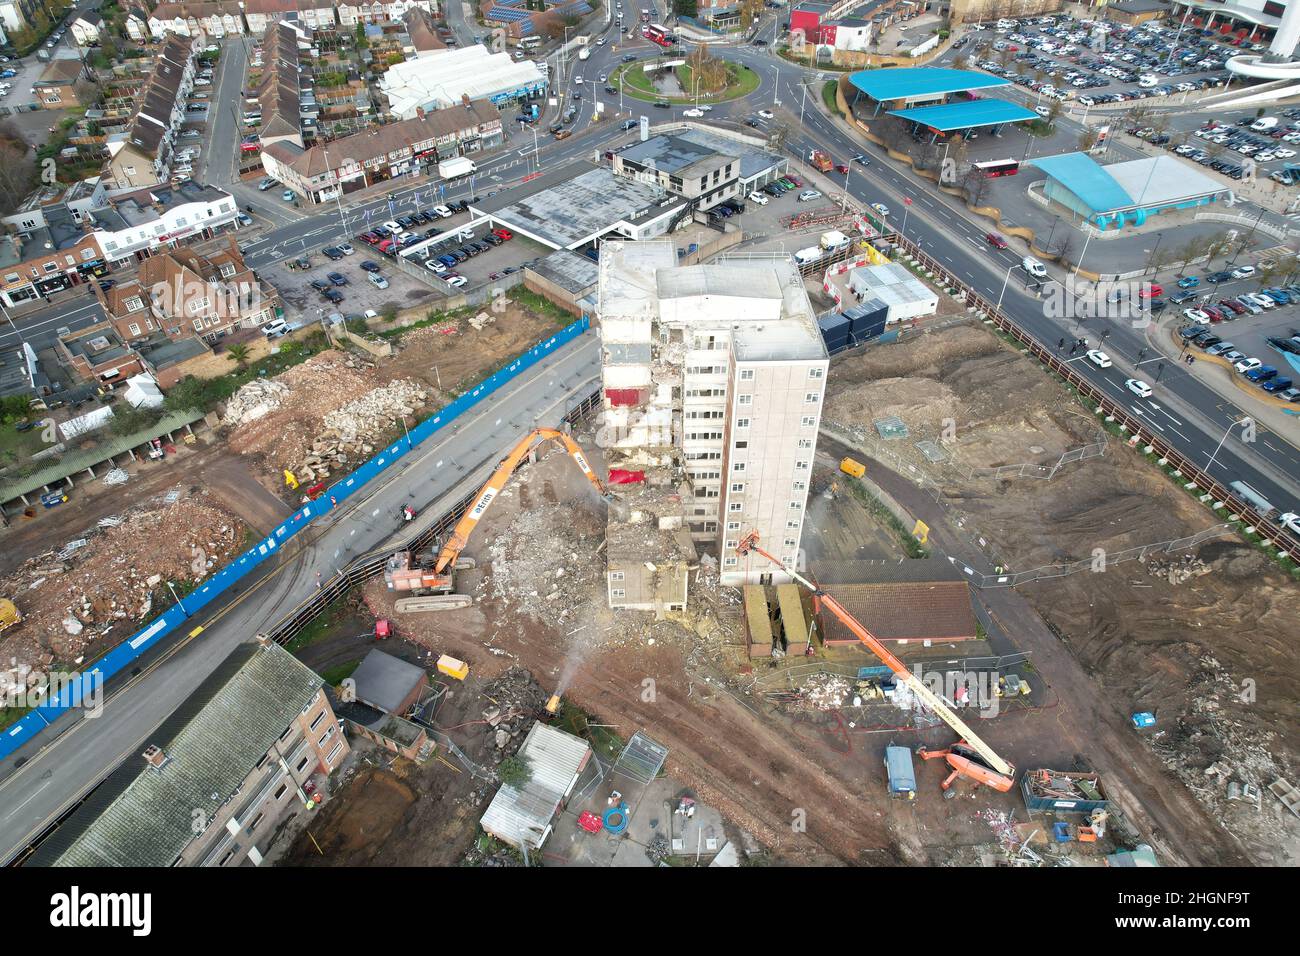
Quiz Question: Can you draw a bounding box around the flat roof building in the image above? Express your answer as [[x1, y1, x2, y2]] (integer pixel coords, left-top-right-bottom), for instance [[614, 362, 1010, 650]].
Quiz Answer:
[[472, 163, 688, 251]]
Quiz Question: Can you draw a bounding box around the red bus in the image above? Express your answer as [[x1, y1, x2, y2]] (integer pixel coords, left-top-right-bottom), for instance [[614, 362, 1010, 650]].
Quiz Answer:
[[973, 158, 1020, 178], [644, 23, 675, 46]]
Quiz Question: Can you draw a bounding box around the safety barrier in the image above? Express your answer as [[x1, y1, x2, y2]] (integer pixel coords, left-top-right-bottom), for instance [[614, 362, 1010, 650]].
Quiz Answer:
[[0, 316, 593, 762], [888, 231, 1300, 564]]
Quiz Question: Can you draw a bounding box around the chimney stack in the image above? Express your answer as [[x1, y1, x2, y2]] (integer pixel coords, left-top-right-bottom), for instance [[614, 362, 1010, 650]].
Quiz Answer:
[[142, 744, 167, 769]]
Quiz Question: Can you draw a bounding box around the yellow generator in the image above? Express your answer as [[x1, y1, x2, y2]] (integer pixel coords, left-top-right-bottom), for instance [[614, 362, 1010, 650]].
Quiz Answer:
[[839, 457, 866, 479]]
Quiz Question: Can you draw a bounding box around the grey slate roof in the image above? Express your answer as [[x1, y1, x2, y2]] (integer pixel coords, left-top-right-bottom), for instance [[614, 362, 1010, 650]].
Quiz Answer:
[[30, 641, 323, 867], [349, 648, 425, 714]]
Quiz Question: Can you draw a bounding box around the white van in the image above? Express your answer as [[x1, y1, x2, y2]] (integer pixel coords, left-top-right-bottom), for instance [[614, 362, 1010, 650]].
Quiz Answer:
[[1252, 116, 1278, 131], [1138, 74, 1158, 88], [1022, 256, 1047, 278], [794, 247, 823, 266], [996, 18, 1016, 31]]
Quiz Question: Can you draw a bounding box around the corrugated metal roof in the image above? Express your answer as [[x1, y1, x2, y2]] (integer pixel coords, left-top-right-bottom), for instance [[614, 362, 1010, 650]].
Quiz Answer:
[[479, 723, 590, 848], [888, 98, 1038, 132], [848, 67, 1009, 102]]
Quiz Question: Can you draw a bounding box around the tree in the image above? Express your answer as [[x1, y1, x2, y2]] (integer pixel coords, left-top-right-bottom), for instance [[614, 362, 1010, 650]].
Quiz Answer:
[[1046, 98, 1063, 126], [226, 343, 251, 368], [497, 754, 533, 788], [1077, 128, 1099, 152], [960, 166, 991, 207], [0, 126, 37, 218]]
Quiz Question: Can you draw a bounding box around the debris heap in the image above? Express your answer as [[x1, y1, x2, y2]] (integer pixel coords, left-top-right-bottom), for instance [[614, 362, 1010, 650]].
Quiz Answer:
[[223, 350, 428, 479], [0, 491, 245, 697]]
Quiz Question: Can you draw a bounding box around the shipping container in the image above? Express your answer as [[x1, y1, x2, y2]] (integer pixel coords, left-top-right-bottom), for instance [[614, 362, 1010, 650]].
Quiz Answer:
[[817, 312, 850, 346]]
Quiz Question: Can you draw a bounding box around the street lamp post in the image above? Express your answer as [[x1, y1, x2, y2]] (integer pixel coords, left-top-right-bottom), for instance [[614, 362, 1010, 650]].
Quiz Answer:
[[1205, 417, 1253, 473], [167, 581, 189, 618], [1073, 225, 1095, 279], [995, 262, 1015, 313], [530, 125, 540, 173]]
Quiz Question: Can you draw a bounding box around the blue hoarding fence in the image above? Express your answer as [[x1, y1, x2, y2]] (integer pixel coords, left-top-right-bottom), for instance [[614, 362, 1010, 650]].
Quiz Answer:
[[0, 315, 591, 761]]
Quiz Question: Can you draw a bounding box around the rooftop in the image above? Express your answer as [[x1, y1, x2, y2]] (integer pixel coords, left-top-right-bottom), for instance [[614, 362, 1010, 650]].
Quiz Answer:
[[475, 164, 683, 249], [1031, 152, 1229, 214], [618, 133, 737, 178], [480, 722, 592, 849], [349, 649, 426, 715], [807, 558, 978, 644], [528, 248, 600, 295], [888, 98, 1038, 131], [848, 67, 1010, 102], [379, 45, 545, 115], [29, 641, 324, 867]]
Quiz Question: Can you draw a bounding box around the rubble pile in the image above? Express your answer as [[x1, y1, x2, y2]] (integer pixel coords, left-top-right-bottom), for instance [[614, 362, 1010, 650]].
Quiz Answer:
[[1143, 552, 1212, 585], [478, 667, 548, 756], [0, 491, 245, 693], [298, 380, 428, 482], [479, 494, 605, 624], [224, 350, 428, 477], [801, 673, 851, 710], [223, 379, 291, 427], [1146, 655, 1294, 857]]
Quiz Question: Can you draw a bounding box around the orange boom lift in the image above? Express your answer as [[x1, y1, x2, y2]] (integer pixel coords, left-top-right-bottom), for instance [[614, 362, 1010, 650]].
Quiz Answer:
[[736, 532, 1015, 796]]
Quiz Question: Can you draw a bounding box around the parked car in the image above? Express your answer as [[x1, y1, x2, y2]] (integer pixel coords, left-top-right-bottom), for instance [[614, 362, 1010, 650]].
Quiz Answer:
[[322, 247, 345, 260], [327, 272, 349, 286], [797, 189, 822, 202], [1262, 377, 1294, 392], [359, 260, 381, 273]]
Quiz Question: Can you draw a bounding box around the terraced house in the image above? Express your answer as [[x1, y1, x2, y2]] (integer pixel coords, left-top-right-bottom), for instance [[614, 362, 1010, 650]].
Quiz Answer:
[[253, 21, 308, 150], [147, 0, 440, 37], [261, 97, 501, 202], [104, 32, 200, 189]]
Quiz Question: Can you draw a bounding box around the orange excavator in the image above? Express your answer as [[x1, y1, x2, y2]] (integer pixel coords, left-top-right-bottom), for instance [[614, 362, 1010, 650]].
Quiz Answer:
[[385, 427, 608, 611], [736, 532, 1016, 798]]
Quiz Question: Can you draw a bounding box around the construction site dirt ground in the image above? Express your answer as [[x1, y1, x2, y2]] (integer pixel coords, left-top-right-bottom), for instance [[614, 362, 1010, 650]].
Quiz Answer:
[[822, 320, 1300, 865], [275, 440, 1055, 866]]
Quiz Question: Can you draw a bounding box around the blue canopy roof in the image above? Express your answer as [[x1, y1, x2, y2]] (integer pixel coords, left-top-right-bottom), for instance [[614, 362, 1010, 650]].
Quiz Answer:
[[889, 99, 1038, 131], [1030, 152, 1135, 213], [847, 67, 1009, 102]]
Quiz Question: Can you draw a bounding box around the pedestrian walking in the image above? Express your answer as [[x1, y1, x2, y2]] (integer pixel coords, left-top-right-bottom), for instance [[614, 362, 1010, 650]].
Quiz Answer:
[[330, 495, 338, 508], [315, 571, 322, 589]]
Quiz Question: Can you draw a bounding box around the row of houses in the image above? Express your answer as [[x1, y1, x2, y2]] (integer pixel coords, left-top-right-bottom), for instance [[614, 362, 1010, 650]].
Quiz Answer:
[[104, 32, 202, 190], [254, 21, 309, 150], [262, 96, 503, 202], [125, 0, 440, 42], [1, 179, 240, 308]]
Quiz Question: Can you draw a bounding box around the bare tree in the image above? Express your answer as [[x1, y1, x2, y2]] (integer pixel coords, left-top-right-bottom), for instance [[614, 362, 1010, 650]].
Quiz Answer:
[[961, 166, 992, 207]]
